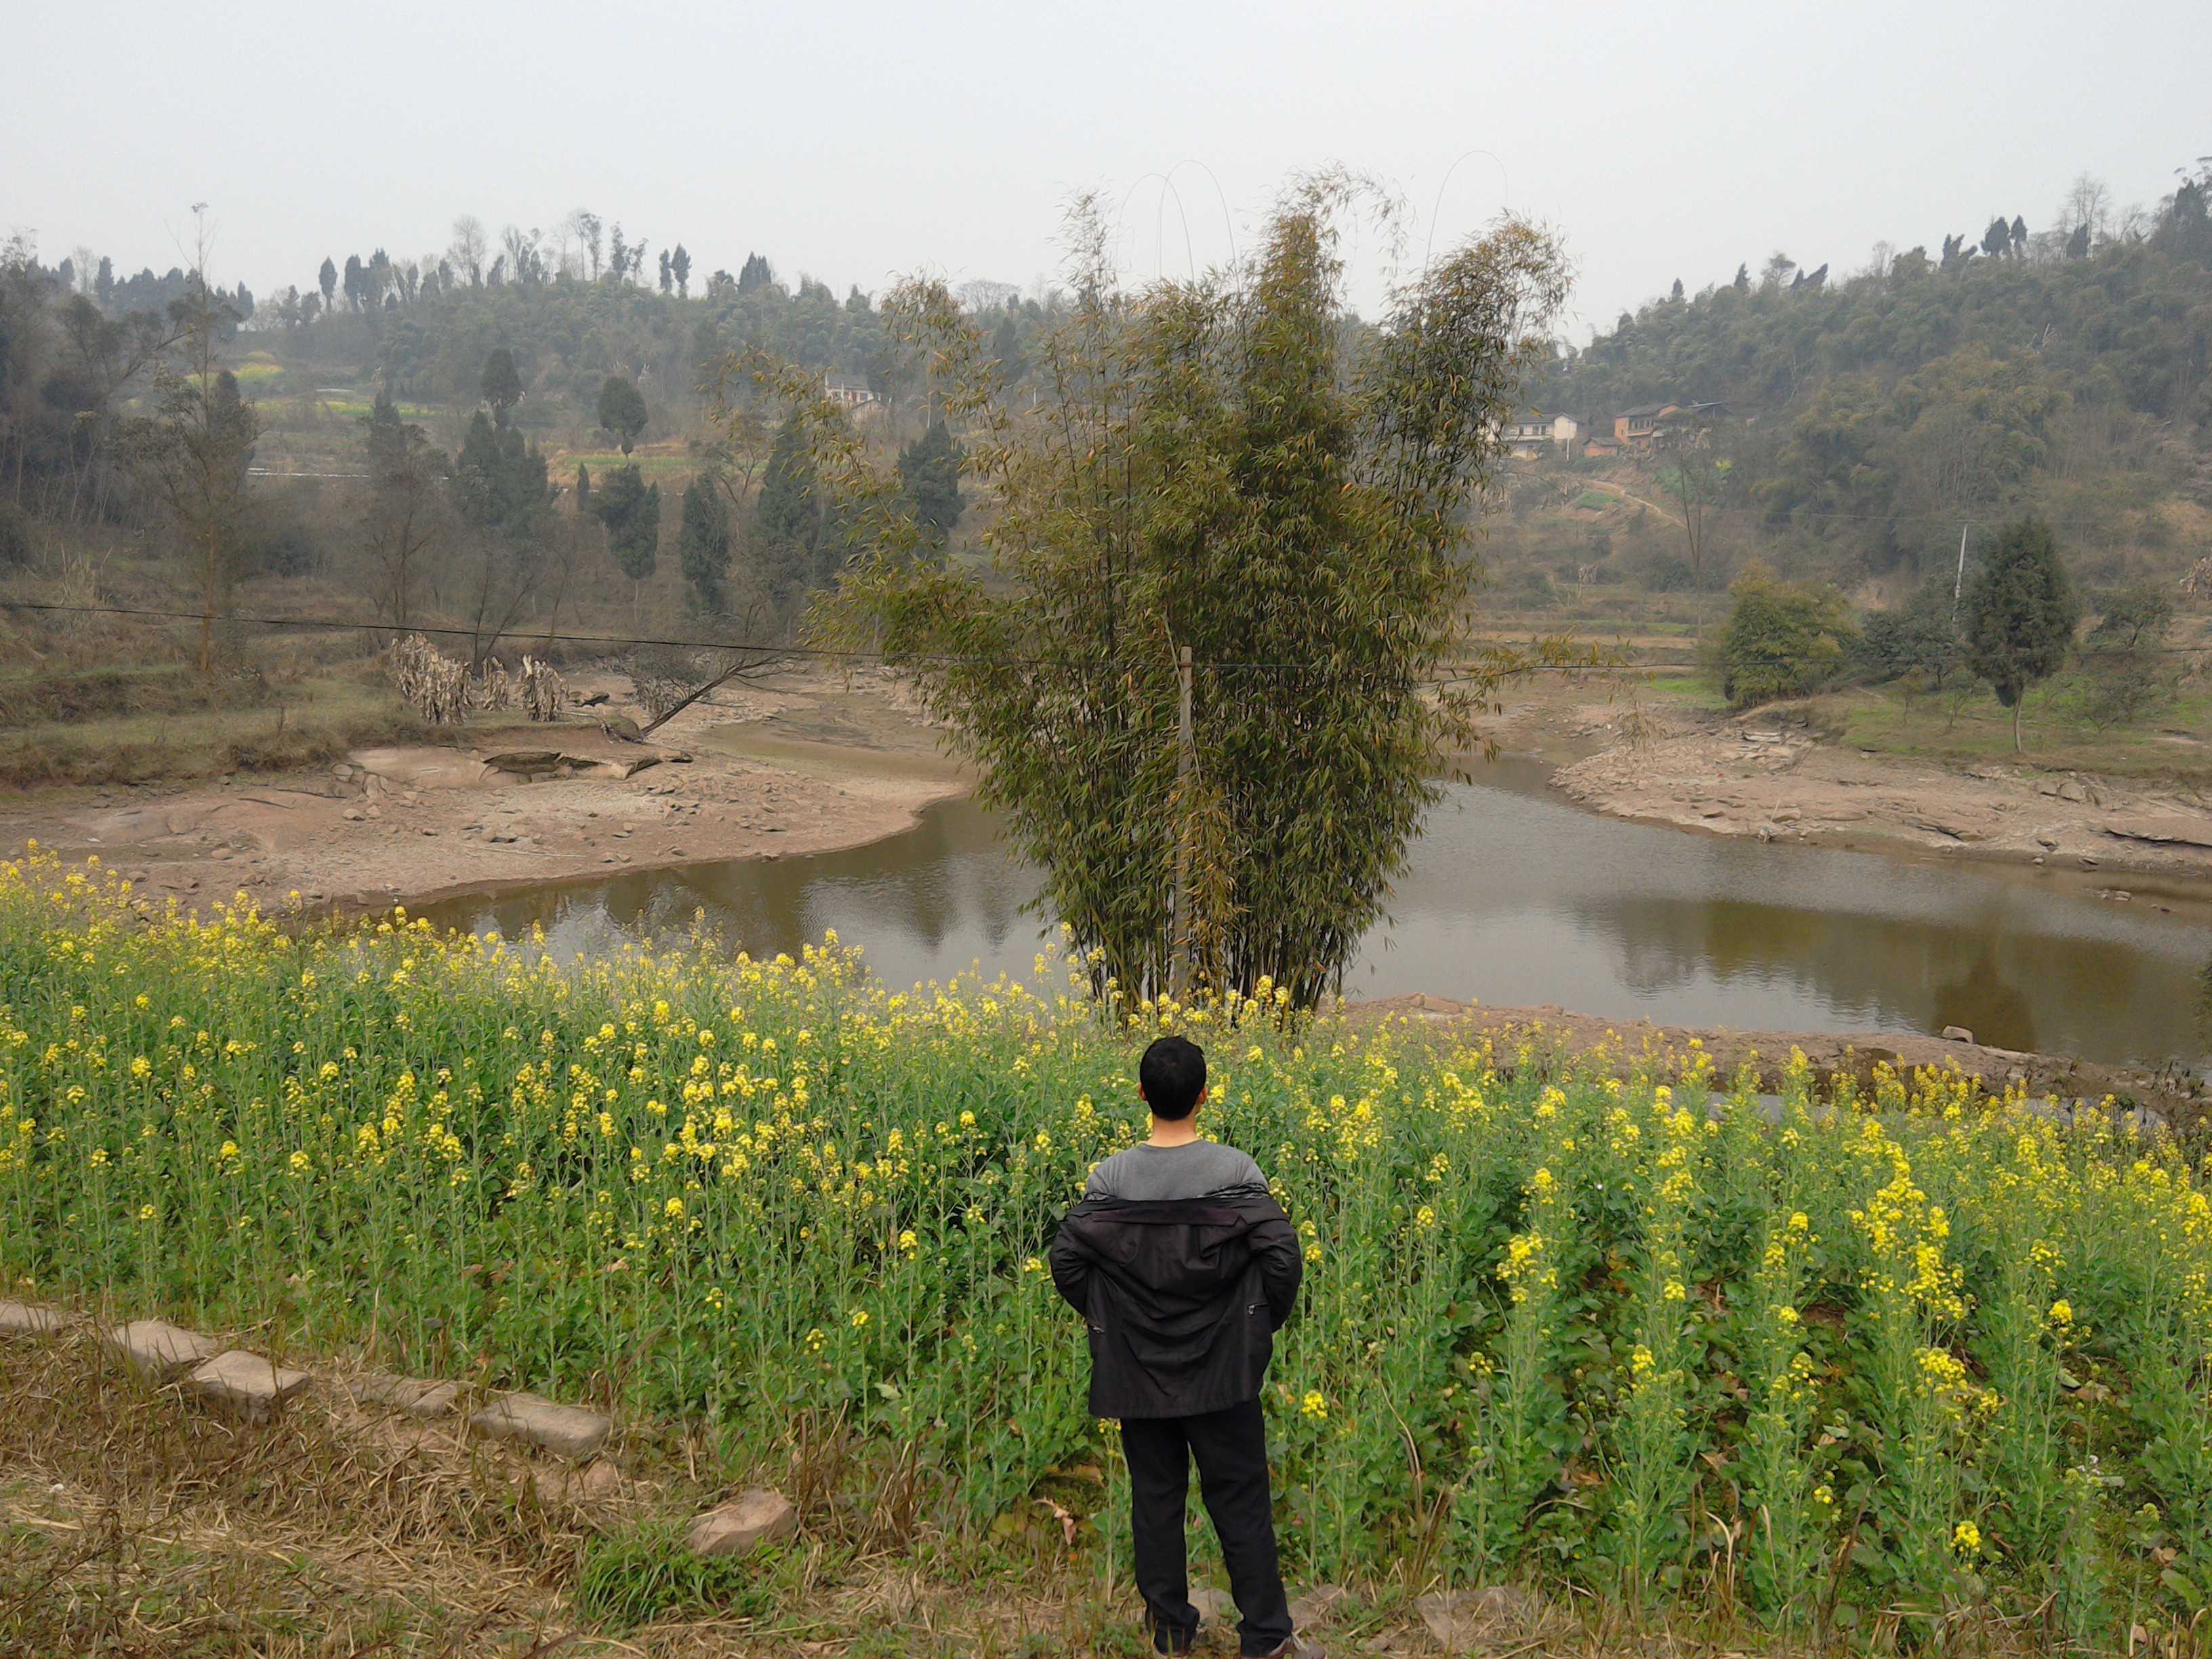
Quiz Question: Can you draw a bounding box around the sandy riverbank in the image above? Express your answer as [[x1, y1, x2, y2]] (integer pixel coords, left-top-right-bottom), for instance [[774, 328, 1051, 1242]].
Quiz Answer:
[[1477, 678, 2212, 895], [0, 668, 969, 918]]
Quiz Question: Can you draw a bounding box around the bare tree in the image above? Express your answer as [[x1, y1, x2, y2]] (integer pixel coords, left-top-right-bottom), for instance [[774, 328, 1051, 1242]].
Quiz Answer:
[[449, 216, 487, 286], [358, 397, 448, 632], [499, 225, 541, 287], [132, 209, 259, 675], [2062, 173, 2112, 244]]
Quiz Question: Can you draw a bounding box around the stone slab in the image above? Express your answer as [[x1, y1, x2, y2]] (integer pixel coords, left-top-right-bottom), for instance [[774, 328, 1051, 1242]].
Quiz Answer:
[[107, 1319, 223, 1376], [531, 1458, 623, 1507], [354, 1373, 460, 1418], [469, 1391, 611, 1461], [687, 1488, 797, 1558], [184, 1350, 312, 1422], [2106, 815, 2212, 851], [1415, 1586, 1537, 1652], [1187, 1586, 1232, 1622], [0, 1300, 73, 1336]]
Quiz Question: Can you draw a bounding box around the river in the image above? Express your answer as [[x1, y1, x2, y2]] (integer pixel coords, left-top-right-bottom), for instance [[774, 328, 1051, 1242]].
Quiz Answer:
[[420, 758, 2210, 1069]]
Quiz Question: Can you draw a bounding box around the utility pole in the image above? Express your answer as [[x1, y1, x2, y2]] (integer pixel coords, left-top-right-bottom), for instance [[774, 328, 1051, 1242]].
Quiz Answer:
[[1170, 644, 1193, 1002], [1952, 522, 1971, 621]]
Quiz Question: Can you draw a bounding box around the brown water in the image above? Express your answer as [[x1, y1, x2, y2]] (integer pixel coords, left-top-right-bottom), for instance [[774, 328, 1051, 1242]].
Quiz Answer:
[[420, 759, 2211, 1069]]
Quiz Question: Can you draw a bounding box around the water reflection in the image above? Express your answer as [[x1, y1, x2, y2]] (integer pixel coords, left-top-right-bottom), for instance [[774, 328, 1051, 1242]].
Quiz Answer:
[[421, 760, 2208, 1068]]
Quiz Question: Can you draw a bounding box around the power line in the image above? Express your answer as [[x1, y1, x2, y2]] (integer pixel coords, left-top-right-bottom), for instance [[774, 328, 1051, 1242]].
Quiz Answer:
[[0, 598, 1712, 679]]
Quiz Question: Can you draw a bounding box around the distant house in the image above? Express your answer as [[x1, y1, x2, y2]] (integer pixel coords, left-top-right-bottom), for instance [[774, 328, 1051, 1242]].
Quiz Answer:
[[1612, 398, 1727, 449], [1497, 410, 1581, 458], [1581, 433, 1622, 459], [821, 377, 879, 409]]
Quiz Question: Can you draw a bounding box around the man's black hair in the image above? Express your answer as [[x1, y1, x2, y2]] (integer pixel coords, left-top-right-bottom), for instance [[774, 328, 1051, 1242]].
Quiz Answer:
[[1139, 1035, 1207, 1121]]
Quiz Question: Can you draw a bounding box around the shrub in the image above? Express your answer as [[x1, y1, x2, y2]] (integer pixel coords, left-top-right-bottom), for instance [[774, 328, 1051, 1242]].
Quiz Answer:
[[1719, 563, 1856, 708]]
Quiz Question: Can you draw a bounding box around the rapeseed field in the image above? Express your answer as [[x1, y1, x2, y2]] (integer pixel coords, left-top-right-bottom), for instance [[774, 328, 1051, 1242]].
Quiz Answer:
[[5, 848, 2210, 1646]]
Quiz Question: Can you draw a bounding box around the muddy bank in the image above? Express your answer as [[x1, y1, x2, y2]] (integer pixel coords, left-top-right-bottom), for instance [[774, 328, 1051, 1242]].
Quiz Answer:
[[0, 669, 968, 919], [1355, 992, 2208, 1124]]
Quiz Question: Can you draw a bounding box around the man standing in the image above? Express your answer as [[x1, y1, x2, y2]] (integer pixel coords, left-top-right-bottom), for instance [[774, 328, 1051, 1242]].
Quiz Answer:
[[1049, 1035, 1312, 1658]]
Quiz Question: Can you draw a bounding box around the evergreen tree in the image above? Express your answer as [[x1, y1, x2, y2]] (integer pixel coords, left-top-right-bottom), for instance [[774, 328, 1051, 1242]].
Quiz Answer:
[[480, 348, 523, 426], [1963, 517, 2079, 751], [897, 419, 965, 550], [658, 249, 673, 294], [678, 476, 731, 613], [991, 312, 1027, 384], [738, 253, 775, 293], [317, 256, 335, 314], [2010, 214, 2028, 253], [592, 464, 661, 609], [95, 255, 115, 306], [596, 375, 649, 454], [456, 410, 550, 536], [1732, 263, 1750, 293], [671, 243, 691, 299], [2066, 222, 2091, 259], [756, 411, 821, 610], [575, 462, 591, 518], [1669, 277, 1685, 302]]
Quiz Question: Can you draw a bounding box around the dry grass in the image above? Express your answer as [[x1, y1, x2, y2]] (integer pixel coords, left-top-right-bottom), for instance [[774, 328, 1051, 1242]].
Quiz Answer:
[[7, 1319, 2208, 1656]]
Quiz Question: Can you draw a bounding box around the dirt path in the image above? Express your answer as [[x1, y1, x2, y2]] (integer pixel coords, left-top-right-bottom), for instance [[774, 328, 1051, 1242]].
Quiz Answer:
[[0, 668, 968, 918]]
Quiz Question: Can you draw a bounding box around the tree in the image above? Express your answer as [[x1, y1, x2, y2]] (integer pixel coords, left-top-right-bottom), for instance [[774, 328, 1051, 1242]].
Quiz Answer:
[[1855, 578, 1965, 689], [480, 348, 523, 424], [2066, 222, 2091, 260], [1982, 217, 2012, 260], [574, 462, 591, 518], [1732, 263, 1750, 293], [678, 476, 731, 613], [671, 243, 691, 300], [1654, 422, 1725, 585], [358, 390, 447, 630], [2011, 214, 2028, 251], [1963, 517, 2079, 751], [1717, 565, 1854, 708], [134, 270, 259, 674], [2063, 173, 2111, 245], [596, 375, 649, 454], [454, 407, 552, 668], [1761, 251, 1797, 290], [738, 253, 775, 293], [94, 255, 115, 306], [990, 311, 1027, 385], [755, 411, 823, 613], [569, 210, 603, 281], [2073, 584, 2178, 731], [592, 462, 661, 618], [317, 256, 336, 314], [657, 249, 672, 295], [449, 216, 487, 285], [815, 178, 1570, 1004], [896, 419, 964, 551]]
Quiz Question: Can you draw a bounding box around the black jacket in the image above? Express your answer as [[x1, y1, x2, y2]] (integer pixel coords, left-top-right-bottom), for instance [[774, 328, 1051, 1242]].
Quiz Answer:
[[1048, 1185, 1302, 1420]]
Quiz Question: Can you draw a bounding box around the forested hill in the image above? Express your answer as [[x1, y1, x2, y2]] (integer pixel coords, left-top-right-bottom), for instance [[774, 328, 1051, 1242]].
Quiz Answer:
[[1529, 171, 2212, 582]]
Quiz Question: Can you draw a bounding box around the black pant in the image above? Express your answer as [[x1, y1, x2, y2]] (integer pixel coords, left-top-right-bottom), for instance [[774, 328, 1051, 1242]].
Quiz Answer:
[[1121, 1398, 1292, 1656]]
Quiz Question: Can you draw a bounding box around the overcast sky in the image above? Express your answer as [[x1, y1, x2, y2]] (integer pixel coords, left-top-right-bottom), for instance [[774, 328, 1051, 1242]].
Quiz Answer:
[[7, 0, 2207, 339]]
